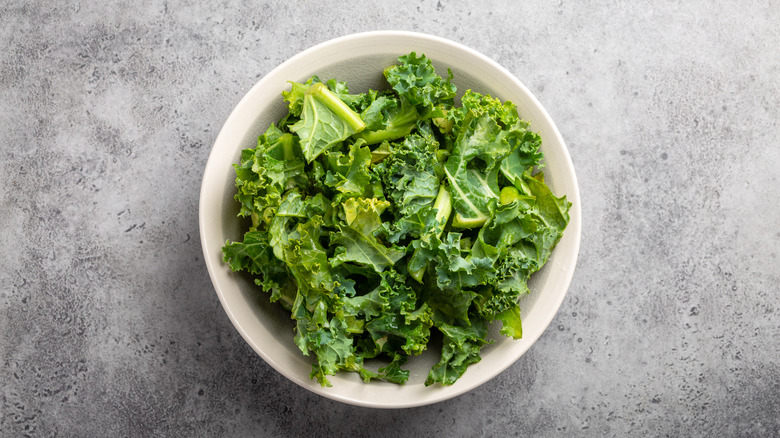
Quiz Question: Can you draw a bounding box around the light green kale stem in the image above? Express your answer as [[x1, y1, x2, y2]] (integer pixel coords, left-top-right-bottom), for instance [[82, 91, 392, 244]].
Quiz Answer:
[[410, 184, 452, 282], [307, 82, 366, 132]]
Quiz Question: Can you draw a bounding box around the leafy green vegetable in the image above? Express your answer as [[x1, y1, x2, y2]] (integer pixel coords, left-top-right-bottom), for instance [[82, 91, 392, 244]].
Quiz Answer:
[[223, 52, 571, 387], [355, 95, 419, 145], [331, 197, 406, 273], [289, 82, 367, 162], [384, 52, 456, 117]]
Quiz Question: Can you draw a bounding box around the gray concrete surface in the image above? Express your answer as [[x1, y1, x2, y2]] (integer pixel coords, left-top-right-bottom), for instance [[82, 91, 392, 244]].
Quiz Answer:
[[1, 1, 778, 436]]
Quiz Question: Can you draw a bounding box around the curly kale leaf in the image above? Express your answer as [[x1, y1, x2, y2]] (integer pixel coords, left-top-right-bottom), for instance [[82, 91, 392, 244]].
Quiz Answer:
[[289, 82, 366, 162], [364, 270, 434, 358], [232, 124, 307, 229], [330, 197, 405, 273], [355, 95, 420, 145], [384, 52, 456, 116], [221, 230, 296, 309], [425, 319, 489, 386], [373, 127, 442, 243], [443, 114, 507, 228], [323, 140, 376, 198]]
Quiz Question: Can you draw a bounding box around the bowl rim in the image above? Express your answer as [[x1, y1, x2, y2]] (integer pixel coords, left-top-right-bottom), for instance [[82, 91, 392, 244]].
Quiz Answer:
[[199, 30, 581, 408]]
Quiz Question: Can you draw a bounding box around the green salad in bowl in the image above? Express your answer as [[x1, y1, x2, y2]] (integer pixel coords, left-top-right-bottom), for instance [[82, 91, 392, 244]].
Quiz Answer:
[[221, 52, 571, 388]]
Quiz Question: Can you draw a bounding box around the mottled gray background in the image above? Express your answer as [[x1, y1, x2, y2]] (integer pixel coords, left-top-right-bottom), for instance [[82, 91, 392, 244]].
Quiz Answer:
[[1, 0, 778, 436]]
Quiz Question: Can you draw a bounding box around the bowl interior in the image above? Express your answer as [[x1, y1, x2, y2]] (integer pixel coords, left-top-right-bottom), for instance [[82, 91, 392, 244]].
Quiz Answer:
[[200, 31, 581, 408]]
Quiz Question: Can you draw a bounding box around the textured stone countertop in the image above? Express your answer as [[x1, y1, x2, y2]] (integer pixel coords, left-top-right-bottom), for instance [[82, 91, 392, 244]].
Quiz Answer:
[[2, 1, 778, 436]]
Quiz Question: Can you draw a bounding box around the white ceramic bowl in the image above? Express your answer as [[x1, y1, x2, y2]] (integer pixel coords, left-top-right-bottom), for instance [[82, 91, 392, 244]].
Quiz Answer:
[[199, 31, 581, 408]]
